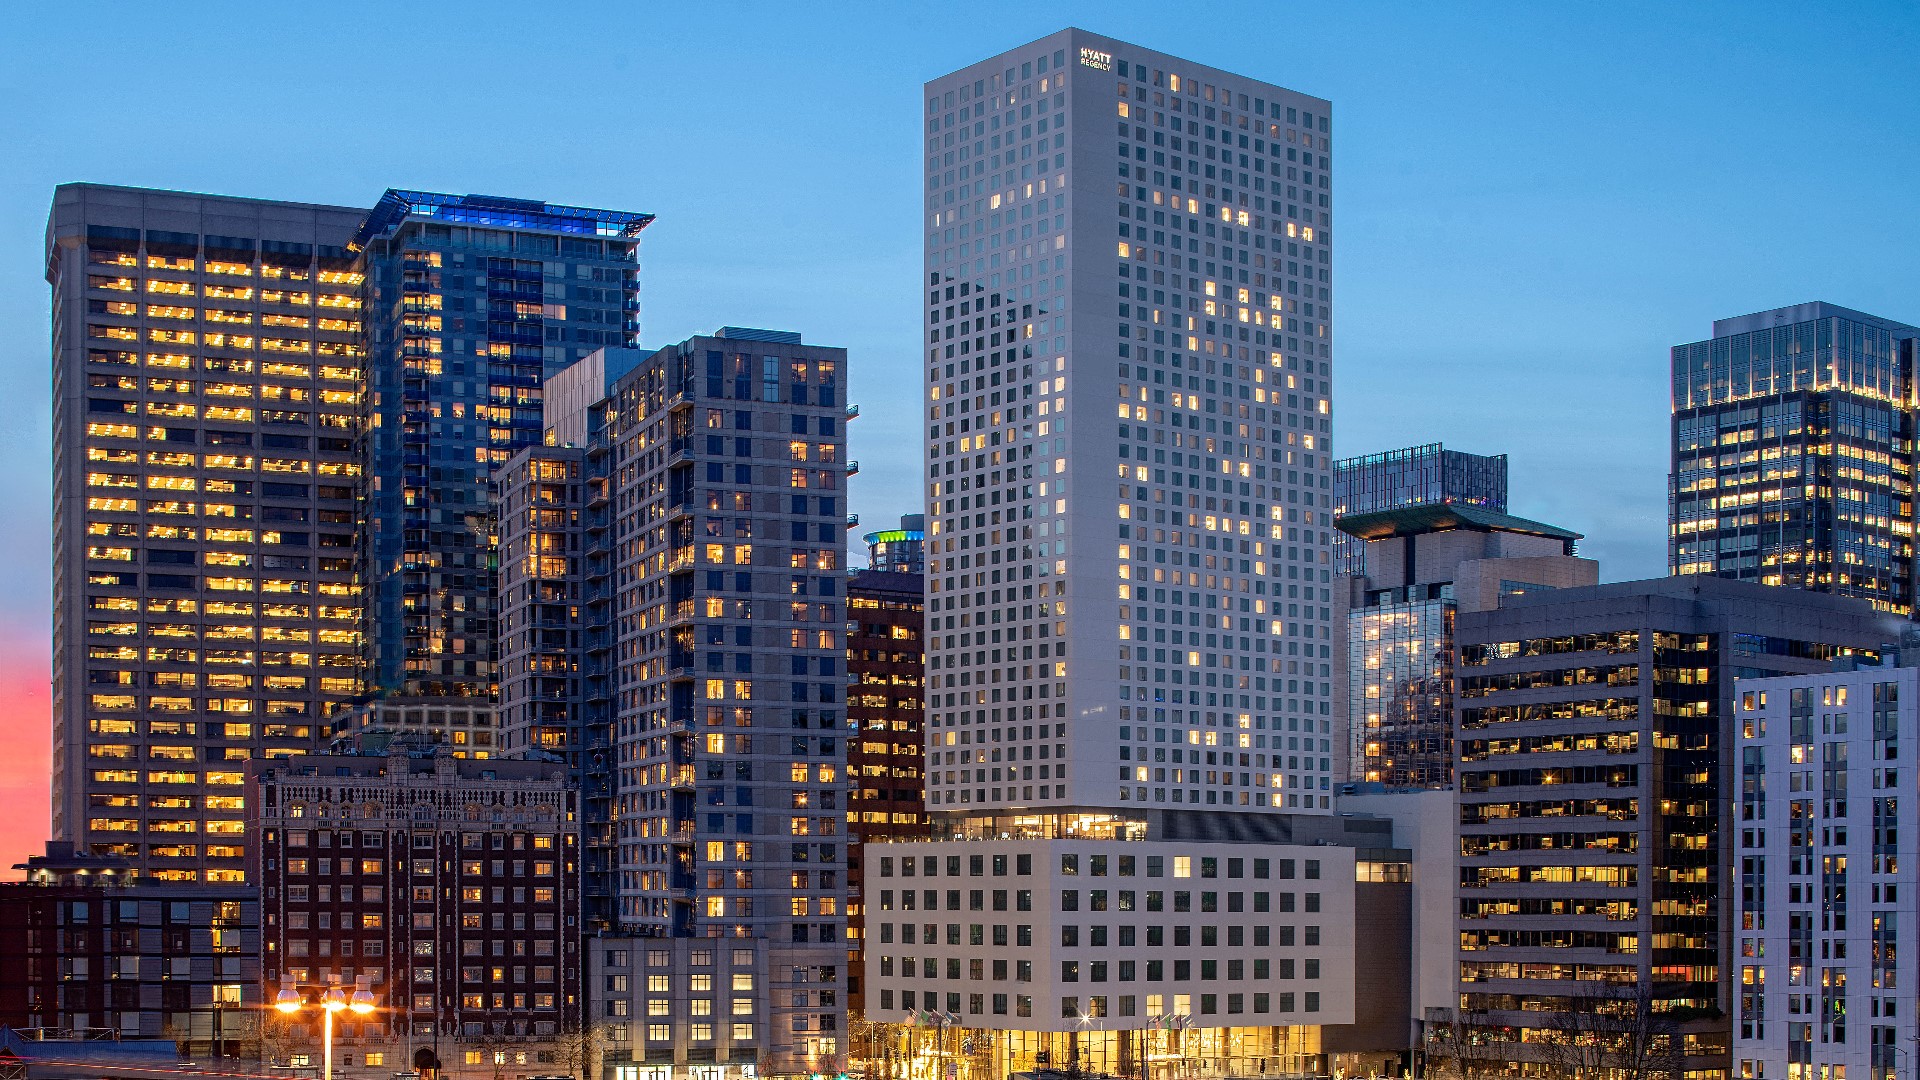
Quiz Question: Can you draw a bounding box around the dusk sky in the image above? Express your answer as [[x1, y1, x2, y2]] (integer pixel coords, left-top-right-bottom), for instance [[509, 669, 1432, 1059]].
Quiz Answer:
[[1, 0, 1915, 873]]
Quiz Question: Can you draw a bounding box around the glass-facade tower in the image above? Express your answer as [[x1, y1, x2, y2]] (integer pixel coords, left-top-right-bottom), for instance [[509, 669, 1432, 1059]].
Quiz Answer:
[[1671, 302, 1920, 615], [352, 190, 651, 702], [1331, 443, 1506, 575]]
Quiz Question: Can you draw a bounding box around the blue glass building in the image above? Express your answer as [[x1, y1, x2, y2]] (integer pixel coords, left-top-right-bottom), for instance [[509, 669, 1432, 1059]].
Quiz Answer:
[[351, 191, 652, 702], [1670, 302, 1920, 614]]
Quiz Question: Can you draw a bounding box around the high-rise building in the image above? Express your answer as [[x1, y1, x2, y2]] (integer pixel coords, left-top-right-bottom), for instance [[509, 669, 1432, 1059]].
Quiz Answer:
[[844, 567, 929, 1021], [1451, 577, 1894, 1078], [502, 329, 854, 1077], [497, 347, 649, 933], [47, 184, 372, 883], [861, 515, 927, 575], [250, 745, 580, 1078], [1670, 302, 1920, 615], [351, 190, 651, 709], [1332, 444, 1506, 575], [1339, 503, 1594, 787], [868, 28, 1394, 1075], [1730, 654, 1920, 1080], [921, 26, 1334, 820]]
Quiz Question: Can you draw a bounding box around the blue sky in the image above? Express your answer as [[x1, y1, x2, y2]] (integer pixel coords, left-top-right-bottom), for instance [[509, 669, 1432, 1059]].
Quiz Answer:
[[0, 0, 1915, 682]]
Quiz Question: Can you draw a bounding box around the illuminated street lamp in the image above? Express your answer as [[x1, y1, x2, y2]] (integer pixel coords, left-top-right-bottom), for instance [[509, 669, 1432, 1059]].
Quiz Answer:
[[275, 977, 377, 1080]]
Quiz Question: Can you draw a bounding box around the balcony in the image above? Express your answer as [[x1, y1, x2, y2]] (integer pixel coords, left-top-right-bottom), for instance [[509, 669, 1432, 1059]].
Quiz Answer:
[[846, 513, 860, 529], [845, 403, 861, 420], [846, 460, 860, 476]]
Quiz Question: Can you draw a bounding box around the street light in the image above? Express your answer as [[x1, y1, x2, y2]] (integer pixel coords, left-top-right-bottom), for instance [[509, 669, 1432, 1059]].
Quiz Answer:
[[276, 977, 377, 1080]]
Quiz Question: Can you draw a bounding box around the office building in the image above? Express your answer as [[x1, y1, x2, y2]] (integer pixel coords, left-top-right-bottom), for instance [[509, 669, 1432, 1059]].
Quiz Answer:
[[0, 841, 259, 1051], [352, 189, 651, 711], [868, 27, 1375, 1074], [1453, 577, 1894, 1078], [502, 328, 854, 1079], [250, 745, 581, 1080], [1332, 444, 1506, 575], [47, 184, 371, 883], [1731, 655, 1920, 1080], [862, 515, 928, 575], [1339, 503, 1595, 787], [844, 567, 930, 1020], [1671, 302, 1920, 615]]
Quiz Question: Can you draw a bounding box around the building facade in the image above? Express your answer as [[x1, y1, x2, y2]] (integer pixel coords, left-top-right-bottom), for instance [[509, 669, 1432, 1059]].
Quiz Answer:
[[845, 568, 930, 1019], [1731, 657, 1920, 1080], [353, 190, 650, 705], [1452, 577, 1895, 1079], [1339, 503, 1595, 787], [875, 27, 1354, 1070], [250, 748, 581, 1080], [497, 347, 650, 932], [47, 183, 371, 883], [500, 329, 855, 1078], [1671, 302, 1920, 615], [921, 27, 1336, 821], [1332, 444, 1507, 575], [862, 515, 927, 575], [0, 842, 258, 1052]]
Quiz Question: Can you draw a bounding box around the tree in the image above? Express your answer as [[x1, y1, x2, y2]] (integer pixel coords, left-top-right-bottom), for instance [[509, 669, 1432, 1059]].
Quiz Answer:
[[551, 1020, 620, 1080], [257, 1011, 299, 1069], [1534, 981, 1684, 1080], [1422, 1007, 1511, 1080]]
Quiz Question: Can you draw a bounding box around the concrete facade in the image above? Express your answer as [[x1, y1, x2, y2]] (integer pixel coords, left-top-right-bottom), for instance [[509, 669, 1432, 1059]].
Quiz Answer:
[[1731, 658, 1920, 1080], [922, 27, 1337, 820], [1453, 577, 1898, 1077]]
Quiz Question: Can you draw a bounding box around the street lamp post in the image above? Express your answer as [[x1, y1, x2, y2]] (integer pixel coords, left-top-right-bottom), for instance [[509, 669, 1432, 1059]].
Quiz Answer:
[[276, 977, 377, 1080]]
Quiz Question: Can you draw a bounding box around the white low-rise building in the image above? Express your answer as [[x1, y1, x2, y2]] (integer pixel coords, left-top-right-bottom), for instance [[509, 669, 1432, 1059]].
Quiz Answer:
[[859, 810, 1417, 1079]]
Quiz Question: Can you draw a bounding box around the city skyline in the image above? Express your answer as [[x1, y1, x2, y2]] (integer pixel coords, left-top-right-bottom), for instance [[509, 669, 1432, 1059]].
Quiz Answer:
[[2, 0, 1917, 872]]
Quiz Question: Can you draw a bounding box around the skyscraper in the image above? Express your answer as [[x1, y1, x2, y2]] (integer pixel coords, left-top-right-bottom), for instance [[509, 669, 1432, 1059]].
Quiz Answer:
[[352, 190, 651, 708], [867, 30, 1412, 1075], [502, 329, 855, 1076], [47, 184, 371, 883], [1332, 443, 1507, 575], [920, 27, 1334, 821], [1670, 301, 1920, 614]]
